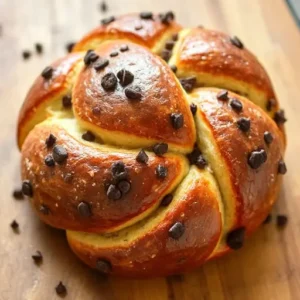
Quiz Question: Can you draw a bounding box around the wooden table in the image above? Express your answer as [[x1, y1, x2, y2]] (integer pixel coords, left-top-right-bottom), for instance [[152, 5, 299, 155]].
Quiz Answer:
[[1, 0, 300, 299]]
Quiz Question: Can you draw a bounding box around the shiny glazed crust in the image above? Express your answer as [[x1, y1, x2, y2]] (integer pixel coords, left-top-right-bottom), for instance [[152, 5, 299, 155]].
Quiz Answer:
[[17, 13, 287, 277]]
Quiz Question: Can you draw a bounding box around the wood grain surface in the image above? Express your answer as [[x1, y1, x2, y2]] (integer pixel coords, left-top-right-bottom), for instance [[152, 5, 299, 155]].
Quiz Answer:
[[1, 0, 300, 299]]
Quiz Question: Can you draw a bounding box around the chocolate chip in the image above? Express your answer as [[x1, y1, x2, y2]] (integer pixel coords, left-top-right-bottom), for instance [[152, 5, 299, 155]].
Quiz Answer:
[[160, 11, 175, 25], [66, 42, 75, 53], [187, 147, 206, 169], [55, 281, 67, 296], [64, 173, 73, 183], [274, 110, 287, 125], [168, 222, 185, 240], [180, 77, 197, 93], [135, 24, 143, 30], [78, 202, 92, 217], [266, 98, 276, 111], [264, 131, 273, 144], [195, 155, 207, 169], [101, 72, 117, 91], [53, 145, 68, 164], [120, 44, 129, 52], [111, 161, 125, 175], [263, 214, 272, 224], [156, 164, 168, 179], [12, 189, 24, 200], [10, 220, 19, 231], [117, 180, 131, 195], [170, 65, 177, 73], [165, 40, 175, 50], [217, 90, 229, 101], [40, 204, 50, 215], [84, 50, 99, 66], [236, 117, 250, 132], [230, 98, 243, 112], [41, 66, 53, 80], [276, 215, 288, 227], [230, 36, 244, 49], [278, 160, 287, 174], [35, 43, 43, 54], [170, 113, 184, 129], [161, 49, 171, 61], [96, 259, 112, 273], [22, 180, 33, 197], [190, 103, 197, 115], [22, 50, 31, 60], [92, 107, 101, 115], [117, 69, 134, 87], [161, 194, 173, 206], [136, 149, 149, 164], [248, 149, 267, 169], [94, 58, 109, 71], [62, 94, 72, 108], [153, 143, 168, 156], [101, 16, 115, 25], [45, 155, 55, 167], [125, 86, 142, 100], [140, 12, 153, 19], [82, 131, 96, 142], [172, 33, 178, 41], [45, 133, 56, 148], [107, 184, 121, 200], [110, 51, 118, 57], [226, 227, 245, 249], [32, 251, 43, 264], [100, 1, 107, 12]]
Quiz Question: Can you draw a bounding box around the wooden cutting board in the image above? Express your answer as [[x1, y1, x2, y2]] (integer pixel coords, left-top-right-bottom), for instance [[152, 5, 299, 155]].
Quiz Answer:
[[1, 0, 299, 299]]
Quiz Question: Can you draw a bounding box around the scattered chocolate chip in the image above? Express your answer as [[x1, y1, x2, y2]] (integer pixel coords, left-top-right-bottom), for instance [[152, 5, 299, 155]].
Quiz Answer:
[[32, 251, 43, 264], [100, 1, 107, 12], [156, 164, 168, 179], [170, 65, 177, 73], [248, 149, 267, 169], [10, 220, 19, 231], [264, 131, 273, 144], [278, 160, 287, 174], [45, 133, 56, 148], [161, 49, 171, 61], [140, 12, 153, 19], [230, 98, 243, 112], [22, 180, 33, 197], [117, 69, 134, 87], [78, 202, 92, 217], [107, 184, 121, 200], [274, 110, 287, 125], [55, 281, 67, 296], [82, 131, 96, 142], [217, 90, 229, 101], [172, 33, 178, 41], [165, 40, 175, 50], [161, 194, 173, 206], [96, 259, 112, 273], [226, 227, 245, 249], [168, 222, 185, 240], [110, 51, 118, 57], [276, 215, 288, 227], [136, 149, 149, 164], [125, 85, 142, 100], [195, 155, 207, 169], [53, 145, 68, 164], [120, 44, 129, 52], [230, 36, 244, 49], [66, 42, 75, 53], [22, 50, 31, 60], [45, 155, 55, 167], [117, 180, 131, 195], [94, 58, 109, 71], [111, 161, 125, 175], [101, 72, 117, 91], [41, 66, 53, 80], [180, 77, 197, 93], [63, 173, 73, 183], [12, 189, 24, 200], [236, 117, 251, 132], [135, 24, 143, 30], [101, 16, 115, 25], [35, 43, 43, 54], [40, 204, 50, 215], [266, 98, 276, 111], [263, 214, 272, 224], [190, 103, 197, 115], [62, 94, 72, 108], [170, 113, 184, 129], [160, 11, 175, 25], [92, 107, 101, 115], [153, 143, 168, 156], [84, 50, 99, 66]]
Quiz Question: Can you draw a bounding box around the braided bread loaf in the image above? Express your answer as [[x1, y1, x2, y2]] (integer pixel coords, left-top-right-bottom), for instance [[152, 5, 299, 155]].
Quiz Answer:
[[18, 12, 287, 277]]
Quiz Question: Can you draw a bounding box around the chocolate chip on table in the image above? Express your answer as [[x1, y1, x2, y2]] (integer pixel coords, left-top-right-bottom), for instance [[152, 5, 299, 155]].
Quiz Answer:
[[22, 180, 33, 197], [100, 1, 107, 12], [41, 66, 53, 80], [10, 220, 19, 232], [248, 149, 267, 169], [278, 160, 287, 174], [160, 194, 173, 206], [135, 24, 143, 30], [45, 155, 55, 167], [230, 98, 243, 112], [55, 281, 67, 296], [263, 214, 272, 224], [78, 202, 92, 217], [107, 184, 121, 200], [236, 117, 251, 132], [156, 164, 168, 179], [168, 222, 185, 240], [136, 149, 149, 164], [35, 43, 43, 54], [40, 204, 50, 215], [94, 58, 109, 71], [117, 180, 131, 195], [120, 44, 129, 52], [140, 12, 153, 19], [180, 77, 197, 93], [230, 36, 244, 49], [159, 11, 175, 25], [45, 133, 56, 148], [62, 94, 72, 108], [153, 143, 168, 156], [161, 49, 171, 61], [101, 16, 115, 25], [66, 42, 75, 53], [266, 98, 276, 111], [110, 51, 118, 57], [226, 227, 245, 249], [101, 72, 117, 91], [82, 131, 96, 142], [32, 251, 43, 264], [125, 86, 142, 100], [276, 215, 288, 227], [172, 33, 178, 41], [170, 65, 177, 73], [96, 259, 112, 273], [170, 113, 184, 129], [274, 109, 287, 125], [84, 50, 99, 66], [53, 145, 68, 164], [22, 50, 31, 60], [117, 69, 134, 87], [264, 131, 273, 145], [190, 103, 197, 115], [165, 40, 175, 50], [12, 189, 24, 200], [217, 90, 229, 101]]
